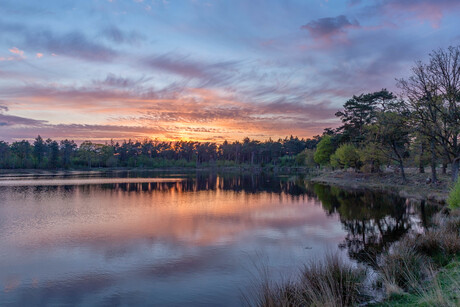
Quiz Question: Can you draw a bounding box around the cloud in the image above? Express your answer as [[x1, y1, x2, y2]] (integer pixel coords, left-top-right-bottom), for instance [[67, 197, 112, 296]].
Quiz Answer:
[[100, 26, 145, 45], [0, 21, 117, 62], [36, 53, 43, 58], [0, 46, 26, 61], [143, 53, 241, 87], [9, 47, 24, 56], [0, 105, 9, 112], [24, 30, 117, 62], [2, 0, 457, 142], [362, 0, 460, 28], [301, 15, 360, 42], [0, 113, 46, 127], [0, 118, 168, 141], [0, 79, 338, 142], [0, 56, 15, 61], [94, 73, 150, 88]]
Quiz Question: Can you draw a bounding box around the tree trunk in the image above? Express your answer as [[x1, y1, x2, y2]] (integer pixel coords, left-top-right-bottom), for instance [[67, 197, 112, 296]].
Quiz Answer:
[[419, 162, 425, 173], [430, 139, 437, 183], [452, 157, 460, 182], [419, 143, 425, 173], [442, 163, 447, 174], [399, 160, 406, 183]]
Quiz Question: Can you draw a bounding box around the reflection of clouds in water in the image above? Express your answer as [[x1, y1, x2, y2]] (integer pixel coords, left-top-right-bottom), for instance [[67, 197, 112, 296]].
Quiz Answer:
[[4, 189, 339, 252], [0, 174, 437, 306]]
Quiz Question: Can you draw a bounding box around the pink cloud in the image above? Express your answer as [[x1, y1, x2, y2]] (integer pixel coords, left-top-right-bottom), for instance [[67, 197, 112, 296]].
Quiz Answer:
[[0, 47, 26, 61], [9, 47, 24, 56], [382, 0, 460, 28], [36, 53, 43, 58]]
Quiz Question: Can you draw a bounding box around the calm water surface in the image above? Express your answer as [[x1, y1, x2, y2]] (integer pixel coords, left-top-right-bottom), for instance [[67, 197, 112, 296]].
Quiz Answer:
[[0, 172, 437, 306]]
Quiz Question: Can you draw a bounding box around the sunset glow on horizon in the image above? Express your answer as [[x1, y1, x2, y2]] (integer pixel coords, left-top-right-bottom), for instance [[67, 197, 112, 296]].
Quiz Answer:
[[1, 0, 460, 142]]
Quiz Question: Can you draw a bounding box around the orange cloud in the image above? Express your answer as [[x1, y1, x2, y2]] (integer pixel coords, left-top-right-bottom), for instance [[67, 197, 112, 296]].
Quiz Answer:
[[0, 56, 15, 61], [1, 79, 338, 142], [9, 47, 24, 57]]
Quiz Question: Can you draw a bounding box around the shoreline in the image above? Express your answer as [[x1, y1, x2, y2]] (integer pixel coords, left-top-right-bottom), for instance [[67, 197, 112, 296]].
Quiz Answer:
[[309, 170, 451, 204], [0, 166, 311, 177]]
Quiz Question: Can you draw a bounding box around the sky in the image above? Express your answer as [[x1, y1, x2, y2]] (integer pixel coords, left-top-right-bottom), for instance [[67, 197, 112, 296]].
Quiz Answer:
[[0, 0, 459, 143]]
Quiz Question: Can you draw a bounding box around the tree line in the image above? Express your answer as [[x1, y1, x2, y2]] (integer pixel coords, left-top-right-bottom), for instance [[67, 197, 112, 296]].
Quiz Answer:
[[310, 45, 460, 183], [0, 135, 318, 169]]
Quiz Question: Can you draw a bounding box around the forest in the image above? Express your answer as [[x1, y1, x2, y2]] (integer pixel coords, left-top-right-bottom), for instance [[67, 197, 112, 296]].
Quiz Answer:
[[0, 46, 459, 183], [0, 135, 319, 170]]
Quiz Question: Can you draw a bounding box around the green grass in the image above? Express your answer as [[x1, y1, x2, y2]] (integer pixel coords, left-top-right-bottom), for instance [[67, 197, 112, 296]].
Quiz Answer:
[[374, 258, 460, 306], [448, 178, 460, 209]]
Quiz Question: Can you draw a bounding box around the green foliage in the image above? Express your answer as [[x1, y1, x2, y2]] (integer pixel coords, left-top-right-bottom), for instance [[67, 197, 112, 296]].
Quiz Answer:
[[358, 144, 386, 173], [330, 143, 360, 170], [314, 135, 335, 166], [448, 178, 460, 209], [368, 105, 411, 181], [279, 155, 296, 167], [295, 148, 316, 167], [335, 89, 395, 144], [0, 135, 321, 170]]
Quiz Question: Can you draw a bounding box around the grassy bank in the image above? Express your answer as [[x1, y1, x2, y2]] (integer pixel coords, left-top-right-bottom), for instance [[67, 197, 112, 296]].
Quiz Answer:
[[250, 209, 460, 307], [375, 259, 460, 306], [310, 169, 452, 203]]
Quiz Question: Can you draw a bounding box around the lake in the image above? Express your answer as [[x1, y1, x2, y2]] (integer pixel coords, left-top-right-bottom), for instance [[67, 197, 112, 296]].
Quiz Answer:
[[0, 171, 437, 306]]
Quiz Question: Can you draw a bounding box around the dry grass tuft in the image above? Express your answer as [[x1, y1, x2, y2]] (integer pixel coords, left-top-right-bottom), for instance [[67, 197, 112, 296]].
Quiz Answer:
[[379, 242, 430, 293], [250, 253, 366, 307]]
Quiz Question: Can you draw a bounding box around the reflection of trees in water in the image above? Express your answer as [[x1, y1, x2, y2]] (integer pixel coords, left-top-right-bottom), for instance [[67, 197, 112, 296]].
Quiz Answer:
[[92, 173, 318, 197], [13, 173, 317, 200], [312, 184, 438, 266], [10, 174, 438, 267]]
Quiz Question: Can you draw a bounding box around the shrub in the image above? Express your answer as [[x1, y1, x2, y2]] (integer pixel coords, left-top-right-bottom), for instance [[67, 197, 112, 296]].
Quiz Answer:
[[330, 144, 360, 170], [379, 241, 430, 293], [447, 178, 460, 209]]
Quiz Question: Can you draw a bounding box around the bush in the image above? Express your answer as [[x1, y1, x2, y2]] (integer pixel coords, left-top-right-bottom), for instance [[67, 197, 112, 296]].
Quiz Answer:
[[295, 149, 316, 167], [330, 144, 360, 170], [358, 144, 385, 173], [447, 178, 460, 209]]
